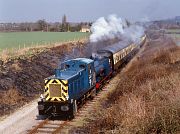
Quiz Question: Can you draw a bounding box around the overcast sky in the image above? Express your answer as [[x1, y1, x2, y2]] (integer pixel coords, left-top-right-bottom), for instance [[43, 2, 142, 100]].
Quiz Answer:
[[0, 0, 179, 22]]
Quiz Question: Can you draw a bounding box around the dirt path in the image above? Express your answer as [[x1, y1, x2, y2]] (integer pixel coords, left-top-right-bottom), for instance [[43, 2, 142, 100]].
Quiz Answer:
[[0, 100, 40, 134]]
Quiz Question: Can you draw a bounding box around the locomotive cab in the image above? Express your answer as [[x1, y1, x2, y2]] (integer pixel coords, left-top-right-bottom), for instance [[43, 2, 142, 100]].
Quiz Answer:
[[38, 58, 96, 118], [91, 51, 113, 90]]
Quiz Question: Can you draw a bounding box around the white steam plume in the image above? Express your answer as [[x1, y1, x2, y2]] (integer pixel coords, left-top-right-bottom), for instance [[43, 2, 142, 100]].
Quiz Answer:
[[90, 14, 144, 43], [123, 25, 144, 42]]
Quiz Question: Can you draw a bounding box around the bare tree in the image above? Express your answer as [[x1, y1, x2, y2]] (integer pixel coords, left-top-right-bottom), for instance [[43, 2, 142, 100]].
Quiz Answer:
[[37, 19, 47, 31], [60, 14, 68, 32]]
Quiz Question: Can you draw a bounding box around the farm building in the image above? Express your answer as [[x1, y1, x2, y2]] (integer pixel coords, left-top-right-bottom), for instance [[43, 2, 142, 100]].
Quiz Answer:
[[80, 25, 91, 32]]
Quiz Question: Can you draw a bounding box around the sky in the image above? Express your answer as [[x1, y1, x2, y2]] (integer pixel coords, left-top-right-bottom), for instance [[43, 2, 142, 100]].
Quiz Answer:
[[0, 0, 180, 23]]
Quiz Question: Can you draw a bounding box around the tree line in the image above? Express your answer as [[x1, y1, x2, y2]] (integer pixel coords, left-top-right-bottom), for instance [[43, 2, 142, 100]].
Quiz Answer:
[[0, 15, 91, 32]]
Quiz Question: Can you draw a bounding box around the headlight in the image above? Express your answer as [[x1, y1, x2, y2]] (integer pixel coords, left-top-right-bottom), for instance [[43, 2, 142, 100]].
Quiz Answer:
[[66, 95, 69, 100], [38, 105, 44, 110], [39, 94, 45, 102], [40, 94, 44, 99], [61, 105, 69, 111]]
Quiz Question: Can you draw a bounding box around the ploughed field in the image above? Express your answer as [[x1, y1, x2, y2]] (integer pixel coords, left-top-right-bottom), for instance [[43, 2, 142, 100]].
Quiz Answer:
[[0, 32, 90, 50]]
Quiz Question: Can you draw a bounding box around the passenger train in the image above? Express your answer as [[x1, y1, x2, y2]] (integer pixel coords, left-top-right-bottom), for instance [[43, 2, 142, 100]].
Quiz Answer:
[[38, 35, 146, 119]]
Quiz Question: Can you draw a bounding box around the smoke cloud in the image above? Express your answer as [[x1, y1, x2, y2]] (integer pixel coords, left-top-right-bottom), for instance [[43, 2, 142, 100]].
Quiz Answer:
[[123, 25, 144, 42], [90, 14, 144, 43], [59, 14, 146, 64]]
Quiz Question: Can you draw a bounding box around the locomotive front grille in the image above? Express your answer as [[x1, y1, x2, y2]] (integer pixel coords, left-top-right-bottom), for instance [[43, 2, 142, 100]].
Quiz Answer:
[[49, 84, 62, 98]]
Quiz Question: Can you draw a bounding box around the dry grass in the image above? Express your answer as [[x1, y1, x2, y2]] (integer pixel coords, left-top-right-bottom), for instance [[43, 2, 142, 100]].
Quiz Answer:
[[0, 44, 47, 61], [1, 88, 24, 105], [0, 88, 26, 116], [73, 38, 180, 134]]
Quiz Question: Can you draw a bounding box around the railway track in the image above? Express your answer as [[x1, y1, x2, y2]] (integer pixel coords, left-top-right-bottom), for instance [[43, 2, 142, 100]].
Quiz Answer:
[[27, 87, 110, 134], [27, 116, 68, 134]]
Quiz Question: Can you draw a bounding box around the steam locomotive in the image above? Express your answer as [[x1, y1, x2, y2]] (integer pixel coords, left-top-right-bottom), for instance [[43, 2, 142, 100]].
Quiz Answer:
[[38, 35, 146, 119]]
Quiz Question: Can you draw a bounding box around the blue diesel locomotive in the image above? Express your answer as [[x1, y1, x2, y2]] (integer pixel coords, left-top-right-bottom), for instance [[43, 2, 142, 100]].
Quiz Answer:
[[38, 35, 146, 118]]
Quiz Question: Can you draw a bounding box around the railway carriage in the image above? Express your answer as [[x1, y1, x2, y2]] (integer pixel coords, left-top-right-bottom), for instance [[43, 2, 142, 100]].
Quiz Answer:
[[96, 40, 136, 71]]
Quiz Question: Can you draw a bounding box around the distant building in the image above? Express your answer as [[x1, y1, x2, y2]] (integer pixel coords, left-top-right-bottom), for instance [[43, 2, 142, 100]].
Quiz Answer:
[[175, 16, 180, 25], [80, 25, 91, 32], [175, 16, 180, 21]]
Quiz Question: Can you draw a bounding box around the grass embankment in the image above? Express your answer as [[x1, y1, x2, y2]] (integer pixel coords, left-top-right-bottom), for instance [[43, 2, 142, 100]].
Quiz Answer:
[[74, 37, 180, 133]]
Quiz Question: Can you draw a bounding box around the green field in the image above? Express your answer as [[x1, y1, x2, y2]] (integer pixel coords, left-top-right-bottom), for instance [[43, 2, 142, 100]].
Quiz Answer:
[[165, 29, 180, 33], [0, 32, 90, 50], [165, 29, 180, 46], [169, 34, 180, 39]]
